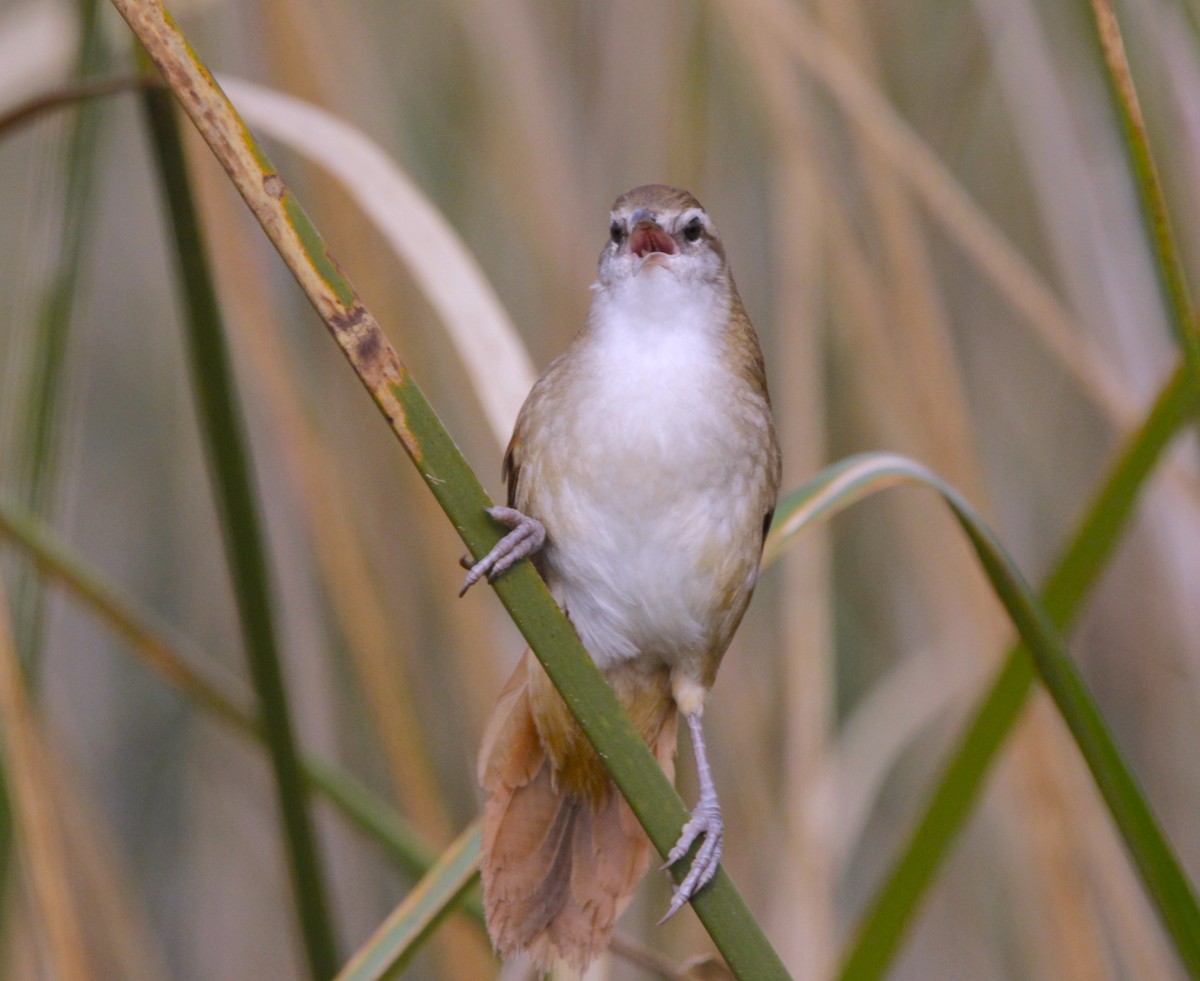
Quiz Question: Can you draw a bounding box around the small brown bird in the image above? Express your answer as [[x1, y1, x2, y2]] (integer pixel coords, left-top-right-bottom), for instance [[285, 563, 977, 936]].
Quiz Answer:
[[462, 185, 781, 972]]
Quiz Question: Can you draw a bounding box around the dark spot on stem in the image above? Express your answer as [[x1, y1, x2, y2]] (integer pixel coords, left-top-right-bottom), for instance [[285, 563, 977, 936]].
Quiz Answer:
[[356, 329, 381, 362], [330, 304, 368, 334]]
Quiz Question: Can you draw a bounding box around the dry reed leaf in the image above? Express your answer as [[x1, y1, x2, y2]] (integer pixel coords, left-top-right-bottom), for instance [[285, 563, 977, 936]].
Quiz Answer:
[[828, 651, 975, 869], [974, 0, 1173, 389], [443, 0, 589, 306], [718, 0, 1136, 428], [219, 76, 535, 449], [810, 4, 1117, 973], [0, 581, 91, 980], [724, 10, 837, 974], [191, 160, 457, 838]]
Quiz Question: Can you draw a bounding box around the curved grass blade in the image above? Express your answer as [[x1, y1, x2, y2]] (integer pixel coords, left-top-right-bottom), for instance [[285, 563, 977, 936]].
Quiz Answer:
[[826, 3, 1200, 973], [110, 3, 788, 976], [0, 72, 152, 138], [217, 76, 535, 449], [139, 82, 337, 979], [765, 442, 1200, 978], [335, 825, 486, 981], [828, 192, 1200, 981]]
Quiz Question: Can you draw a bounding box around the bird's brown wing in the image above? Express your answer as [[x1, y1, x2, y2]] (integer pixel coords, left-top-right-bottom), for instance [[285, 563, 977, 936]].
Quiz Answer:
[[502, 438, 521, 509]]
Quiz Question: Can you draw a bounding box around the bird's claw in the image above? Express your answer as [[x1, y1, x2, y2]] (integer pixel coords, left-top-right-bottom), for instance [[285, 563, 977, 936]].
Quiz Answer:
[[459, 507, 546, 596], [659, 794, 724, 923]]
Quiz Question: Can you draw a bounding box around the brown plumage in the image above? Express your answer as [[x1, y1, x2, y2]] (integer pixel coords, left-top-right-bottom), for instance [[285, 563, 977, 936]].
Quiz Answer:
[[467, 185, 781, 972], [479, 653, 677, 972]]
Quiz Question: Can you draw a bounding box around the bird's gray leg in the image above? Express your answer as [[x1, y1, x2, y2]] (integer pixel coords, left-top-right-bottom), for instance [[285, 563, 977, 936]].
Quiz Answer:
[[660, 709, 724, 923], [458, 506, 546, 597]]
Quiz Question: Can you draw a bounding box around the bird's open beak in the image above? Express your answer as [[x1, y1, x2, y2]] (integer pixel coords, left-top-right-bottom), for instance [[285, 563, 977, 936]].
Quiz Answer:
[[629, 219, 676, 260]]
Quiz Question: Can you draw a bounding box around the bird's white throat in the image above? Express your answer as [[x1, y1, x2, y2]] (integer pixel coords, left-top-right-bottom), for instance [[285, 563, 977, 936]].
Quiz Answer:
[[581, 264, 734, 457], [590, 262, 728, 344]]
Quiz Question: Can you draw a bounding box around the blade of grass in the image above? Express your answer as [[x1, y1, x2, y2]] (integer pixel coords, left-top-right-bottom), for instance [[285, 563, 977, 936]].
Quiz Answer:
[[334, 824, 485, 981], [835, 365, 1199, 979], [10, 0, 108, 674], [216, 76, 535, 448], [0, 0, 110, 955], [0, 72, 152, 138], [2, 485, 495, 965], [0, 492, 475, 914], [111, 3, 789, 977], [1086, 0, 1200, 385], [769, 447, 1200, 977], [768, 363, 1200, 980], [138, 81, 338, 979], [826, 5, 1200, 960], [0, 580, 91, 979]]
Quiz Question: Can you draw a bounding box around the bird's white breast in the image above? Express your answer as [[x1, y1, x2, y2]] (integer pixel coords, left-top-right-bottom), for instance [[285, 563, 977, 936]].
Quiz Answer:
[[536, 268, 764, 669]]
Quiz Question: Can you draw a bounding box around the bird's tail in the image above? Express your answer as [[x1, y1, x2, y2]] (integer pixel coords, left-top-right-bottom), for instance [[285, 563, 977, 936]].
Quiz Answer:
[[478, 650, 677, 973]]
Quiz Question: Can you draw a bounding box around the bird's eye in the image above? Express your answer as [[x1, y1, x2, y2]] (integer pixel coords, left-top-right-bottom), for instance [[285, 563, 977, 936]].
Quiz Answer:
[[683, 217, 703, 242], [610, 221, 622, 243]]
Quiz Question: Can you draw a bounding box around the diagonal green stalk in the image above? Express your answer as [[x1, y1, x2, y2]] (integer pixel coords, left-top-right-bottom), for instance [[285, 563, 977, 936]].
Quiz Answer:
[[139, 84, 338, 979], [110, 3, 787, 973], [110, 3, 790, 977], [834, 363, 1200, 980]]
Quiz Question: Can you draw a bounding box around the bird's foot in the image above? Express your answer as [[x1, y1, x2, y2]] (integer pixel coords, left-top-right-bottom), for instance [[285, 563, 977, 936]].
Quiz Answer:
[[659, 789, 723, 923], [459, 507, 546, 596]]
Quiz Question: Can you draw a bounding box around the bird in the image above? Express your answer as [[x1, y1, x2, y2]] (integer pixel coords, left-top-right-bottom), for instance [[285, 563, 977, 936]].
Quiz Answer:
[[461, 184, 781, 973]]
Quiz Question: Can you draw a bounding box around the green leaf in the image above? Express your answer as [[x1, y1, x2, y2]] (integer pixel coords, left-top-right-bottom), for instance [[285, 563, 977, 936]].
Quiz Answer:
[[112, 6, 791, 976], [335, 825, 486, 981], [830, 282, 1200, 979], [0, 491, 486, 929], [762, 434, 1200, 979], [1084, 0, 1200, 387], [139, 82, 339, 980]]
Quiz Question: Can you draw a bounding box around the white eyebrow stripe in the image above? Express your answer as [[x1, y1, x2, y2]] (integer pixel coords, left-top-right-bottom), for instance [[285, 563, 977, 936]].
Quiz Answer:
[[678, 207, 711, 231]]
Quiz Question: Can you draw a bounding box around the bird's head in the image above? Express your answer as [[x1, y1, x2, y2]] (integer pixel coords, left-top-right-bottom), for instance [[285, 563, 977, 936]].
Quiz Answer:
[[597, 185, 727, 290]]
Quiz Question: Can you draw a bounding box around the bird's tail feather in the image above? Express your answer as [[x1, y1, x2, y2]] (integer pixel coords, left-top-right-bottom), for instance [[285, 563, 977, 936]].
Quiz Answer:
[[479, 650, 676, 972]]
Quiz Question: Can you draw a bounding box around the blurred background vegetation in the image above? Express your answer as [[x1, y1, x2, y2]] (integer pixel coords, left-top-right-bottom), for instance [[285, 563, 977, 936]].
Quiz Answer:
[[0, 0, 1198, 978]]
